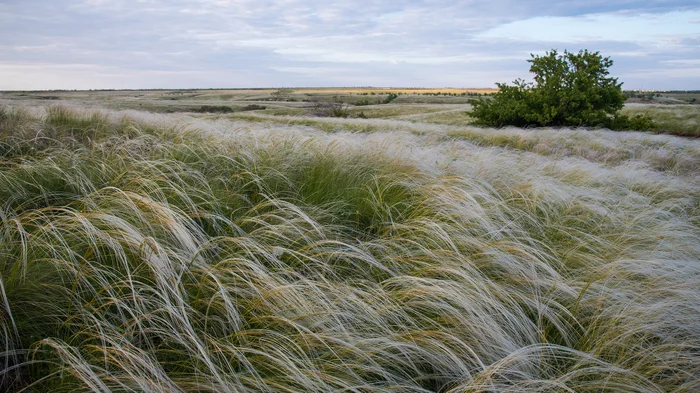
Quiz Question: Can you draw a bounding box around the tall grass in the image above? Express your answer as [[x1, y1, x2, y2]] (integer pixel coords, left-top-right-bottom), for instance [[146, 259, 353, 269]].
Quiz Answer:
[[621, 104, 700, 137], [0, 105, 698, 392]]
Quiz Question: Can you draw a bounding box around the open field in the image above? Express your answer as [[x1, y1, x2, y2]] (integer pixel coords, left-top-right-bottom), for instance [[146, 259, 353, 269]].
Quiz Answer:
[[291, 87, 498, 95], [0, 94, 699, 392], [1, 88, 697, 136], [625, 91, 700, 105]]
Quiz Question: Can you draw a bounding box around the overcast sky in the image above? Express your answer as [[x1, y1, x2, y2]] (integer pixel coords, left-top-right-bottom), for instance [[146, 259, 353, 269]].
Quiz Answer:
[[1, 0, 699, 90]]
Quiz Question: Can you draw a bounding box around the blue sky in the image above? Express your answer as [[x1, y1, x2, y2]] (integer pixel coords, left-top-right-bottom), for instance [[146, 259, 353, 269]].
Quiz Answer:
[[1, 0, 698, 90]]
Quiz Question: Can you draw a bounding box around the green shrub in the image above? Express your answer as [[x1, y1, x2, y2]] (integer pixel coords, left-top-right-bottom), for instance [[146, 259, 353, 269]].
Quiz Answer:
[[240, 104, 266, 111], [382, 93, 398, 104], [612, 113, 656, 131], [191, 105, 233, 113], [469, 50, 649, 130], [270, 88, 294, 101], [309, 101, 350, 118]]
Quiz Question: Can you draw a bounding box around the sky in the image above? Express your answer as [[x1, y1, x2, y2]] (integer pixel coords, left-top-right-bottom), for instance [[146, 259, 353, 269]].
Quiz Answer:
[[1, 0, 699, 90]]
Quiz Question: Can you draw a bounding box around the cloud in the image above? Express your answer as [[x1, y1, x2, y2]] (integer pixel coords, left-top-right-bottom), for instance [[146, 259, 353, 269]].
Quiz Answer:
[[0, 1, 698, 89], [476, 10, 700, 45], [662, 59, 700, 65]]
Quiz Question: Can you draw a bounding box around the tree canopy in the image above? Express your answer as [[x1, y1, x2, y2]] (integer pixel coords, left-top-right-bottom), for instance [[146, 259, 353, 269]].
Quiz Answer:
[[470, 50, 653, 130]]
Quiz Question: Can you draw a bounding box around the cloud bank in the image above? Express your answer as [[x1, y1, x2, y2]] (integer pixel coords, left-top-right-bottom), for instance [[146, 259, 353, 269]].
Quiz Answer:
[[1, 0, 698, 89]]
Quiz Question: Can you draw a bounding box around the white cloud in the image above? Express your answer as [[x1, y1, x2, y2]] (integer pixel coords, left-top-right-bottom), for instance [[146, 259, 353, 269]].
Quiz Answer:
[[662, 59, 700, 65], [0, 1, 699, 89], [476, 10, 700, 45], [621, 67, 700, 79]]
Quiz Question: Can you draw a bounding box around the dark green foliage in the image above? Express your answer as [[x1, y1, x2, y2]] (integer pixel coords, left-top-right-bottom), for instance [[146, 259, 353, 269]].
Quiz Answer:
[[470, 80, 532, 128], [355, 94, 397, 106], [270, 88, 294, 101], [611, 113, 655, 131], [470, 50, 653, 130], [240, 104, 266, 111], [310, 101, 350, 117], [381, 93, 398, 104], [190, 105, 234, 113], [624, 91, 656, 102]]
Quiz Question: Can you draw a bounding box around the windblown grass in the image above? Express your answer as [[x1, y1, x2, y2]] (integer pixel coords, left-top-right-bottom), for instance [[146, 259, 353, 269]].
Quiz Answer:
[[621, 104, 700, 137], [0, 105, 698, 392]]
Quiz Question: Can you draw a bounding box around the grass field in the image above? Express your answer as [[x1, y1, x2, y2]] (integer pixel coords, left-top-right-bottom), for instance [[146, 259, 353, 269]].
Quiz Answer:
[[622, 104, 700, 137], [1, 88, 697, 136], [0, 96, 699, 392]]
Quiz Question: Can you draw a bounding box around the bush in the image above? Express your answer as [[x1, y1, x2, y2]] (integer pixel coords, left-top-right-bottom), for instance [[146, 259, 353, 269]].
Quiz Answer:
[[470, 50, 651, 130], [191, 105, 233, 113], [270, 88, 294, 101], [240, 104, 266, 111], [612, 113, 655, 131], [382, 93, 398, 104], [309, 100, 350, 118]]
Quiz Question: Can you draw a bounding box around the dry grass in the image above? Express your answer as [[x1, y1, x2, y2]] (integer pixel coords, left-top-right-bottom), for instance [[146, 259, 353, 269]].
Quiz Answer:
[[292, 88, 497, 95], [0, 104, 698, 392], [622, 104, 700, 137]]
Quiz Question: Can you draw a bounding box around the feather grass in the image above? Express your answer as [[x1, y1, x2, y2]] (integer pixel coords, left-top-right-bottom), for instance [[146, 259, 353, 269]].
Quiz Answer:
[[0, 105, 698, 392]]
